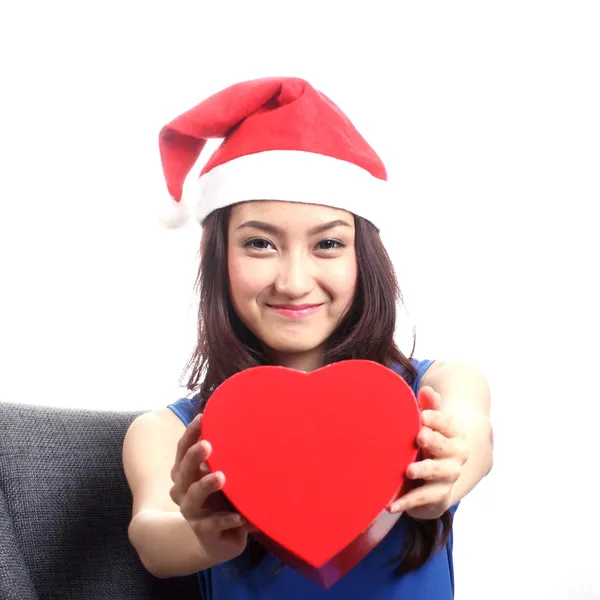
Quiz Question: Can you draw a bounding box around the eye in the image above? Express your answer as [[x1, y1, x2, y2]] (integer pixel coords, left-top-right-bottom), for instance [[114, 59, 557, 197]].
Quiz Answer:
[[243, 237, 274, 251], [315, 238, 345, 251]]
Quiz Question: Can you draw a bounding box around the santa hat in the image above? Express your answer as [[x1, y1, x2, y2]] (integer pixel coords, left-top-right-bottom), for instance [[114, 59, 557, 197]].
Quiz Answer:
[[157, 77, 389, 229]]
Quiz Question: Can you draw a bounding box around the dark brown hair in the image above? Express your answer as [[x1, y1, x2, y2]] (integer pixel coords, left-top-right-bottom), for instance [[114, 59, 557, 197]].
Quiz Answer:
[[181, 205, 453, 575]]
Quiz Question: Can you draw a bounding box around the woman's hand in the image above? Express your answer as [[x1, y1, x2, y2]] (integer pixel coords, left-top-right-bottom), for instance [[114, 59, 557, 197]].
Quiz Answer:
[[389, 386, 469, 519], [169, 414, 249, 565]]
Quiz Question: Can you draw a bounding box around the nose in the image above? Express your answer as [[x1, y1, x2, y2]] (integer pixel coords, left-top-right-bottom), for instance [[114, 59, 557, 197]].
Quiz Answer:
[[274, 251, 314, 298]]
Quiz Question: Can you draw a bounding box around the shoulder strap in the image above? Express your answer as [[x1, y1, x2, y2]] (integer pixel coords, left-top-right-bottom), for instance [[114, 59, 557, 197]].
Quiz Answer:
[[166, 394, 201, 426]]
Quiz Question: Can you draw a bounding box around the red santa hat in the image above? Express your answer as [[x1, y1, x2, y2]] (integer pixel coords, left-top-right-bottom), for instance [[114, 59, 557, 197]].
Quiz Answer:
[[157, 77, 389, 229]]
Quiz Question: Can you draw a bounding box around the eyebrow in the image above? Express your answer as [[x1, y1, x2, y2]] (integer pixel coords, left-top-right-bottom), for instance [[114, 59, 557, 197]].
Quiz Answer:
[[237, 219, 352, 236]]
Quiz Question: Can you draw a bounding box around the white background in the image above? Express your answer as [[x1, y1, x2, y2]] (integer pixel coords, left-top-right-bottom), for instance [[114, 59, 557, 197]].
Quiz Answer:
[[1, 1, 599, 598]]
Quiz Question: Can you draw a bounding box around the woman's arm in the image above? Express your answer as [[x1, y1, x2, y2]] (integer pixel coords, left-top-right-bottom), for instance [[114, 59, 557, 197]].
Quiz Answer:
[[389, 360, 493, 517], [421, 360, 493, 504], [123, 409, 215, 578]]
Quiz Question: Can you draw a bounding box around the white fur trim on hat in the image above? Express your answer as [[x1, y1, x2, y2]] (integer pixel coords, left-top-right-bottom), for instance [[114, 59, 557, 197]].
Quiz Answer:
[[182, 150, 388, 227]]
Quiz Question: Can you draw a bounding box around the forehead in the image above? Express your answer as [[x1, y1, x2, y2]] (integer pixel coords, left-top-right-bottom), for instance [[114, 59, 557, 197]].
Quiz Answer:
[[229, 201, 355, 229]]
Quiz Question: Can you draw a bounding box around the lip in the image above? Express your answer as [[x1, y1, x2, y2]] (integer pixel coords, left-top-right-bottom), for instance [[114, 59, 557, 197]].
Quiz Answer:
[[267, 303, 323, 318]]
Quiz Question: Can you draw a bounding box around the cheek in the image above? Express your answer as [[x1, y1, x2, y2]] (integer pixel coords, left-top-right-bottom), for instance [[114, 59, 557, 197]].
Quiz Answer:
[[228, 256, 271, 305], [324, 255, 358, 301]]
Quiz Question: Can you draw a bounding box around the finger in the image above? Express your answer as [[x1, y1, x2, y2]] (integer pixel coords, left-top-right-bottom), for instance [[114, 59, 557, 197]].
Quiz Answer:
[[388, 483, 451, 514], [406, 458, 461, 482], [171, 443, 210, 506], [204, 489, 236, 514], [219, 522, 251, 551], [417, 386, 441, 412], [417, 427, 461, 459], [174, 413, 203, 470], [176, 440, 212, 495], [197, 511, 247, 534], [169, 442, 209, 508], [420, 410, 458, 439], [181, 471, 225, 519]]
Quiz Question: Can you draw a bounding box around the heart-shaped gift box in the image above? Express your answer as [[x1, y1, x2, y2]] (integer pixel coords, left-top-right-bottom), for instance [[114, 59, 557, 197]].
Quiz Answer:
[[201, 359, 421, 588]]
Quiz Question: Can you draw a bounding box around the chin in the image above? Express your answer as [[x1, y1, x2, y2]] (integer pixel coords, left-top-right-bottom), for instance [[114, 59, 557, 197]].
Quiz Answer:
[[263, 336, 327, 356]]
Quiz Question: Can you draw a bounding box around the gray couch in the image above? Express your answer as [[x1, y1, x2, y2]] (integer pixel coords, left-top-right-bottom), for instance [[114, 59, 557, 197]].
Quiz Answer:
[[0, 401, 200, 599]]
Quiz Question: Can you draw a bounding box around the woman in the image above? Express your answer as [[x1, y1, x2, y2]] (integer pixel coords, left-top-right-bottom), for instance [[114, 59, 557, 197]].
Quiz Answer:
[[122, 77, 493, 599]]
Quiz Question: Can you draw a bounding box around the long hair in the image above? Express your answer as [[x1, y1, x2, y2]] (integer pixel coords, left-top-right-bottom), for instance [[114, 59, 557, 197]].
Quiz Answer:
[[181, 205, 453, 574]]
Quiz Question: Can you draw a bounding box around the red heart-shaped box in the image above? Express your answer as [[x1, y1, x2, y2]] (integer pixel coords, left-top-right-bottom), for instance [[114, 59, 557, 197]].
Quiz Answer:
[[201, 360, 420, 588]]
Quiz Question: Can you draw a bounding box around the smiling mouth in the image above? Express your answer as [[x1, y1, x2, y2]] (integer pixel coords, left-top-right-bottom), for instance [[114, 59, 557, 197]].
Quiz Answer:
[[266, 304, 323, 318]]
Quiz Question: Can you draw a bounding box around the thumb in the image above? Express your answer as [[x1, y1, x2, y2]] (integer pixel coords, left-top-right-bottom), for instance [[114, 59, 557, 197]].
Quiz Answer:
[[417, 386, 441, 412]]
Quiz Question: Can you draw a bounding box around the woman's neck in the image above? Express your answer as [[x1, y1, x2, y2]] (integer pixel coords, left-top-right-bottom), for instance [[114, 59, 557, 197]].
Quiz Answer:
[[267, 348, 324, 373]]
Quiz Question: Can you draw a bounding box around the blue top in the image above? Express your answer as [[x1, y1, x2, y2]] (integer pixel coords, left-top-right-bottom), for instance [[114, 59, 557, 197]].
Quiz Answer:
[[167, 359, 459, 599]]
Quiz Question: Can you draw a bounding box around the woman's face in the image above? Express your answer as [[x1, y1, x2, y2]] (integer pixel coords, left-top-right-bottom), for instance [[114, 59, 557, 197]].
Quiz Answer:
[[228, 201, 358, 371]]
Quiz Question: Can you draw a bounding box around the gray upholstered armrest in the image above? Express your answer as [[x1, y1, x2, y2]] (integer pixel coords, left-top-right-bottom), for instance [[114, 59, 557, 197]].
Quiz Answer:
[[0, 401, 199, 600]]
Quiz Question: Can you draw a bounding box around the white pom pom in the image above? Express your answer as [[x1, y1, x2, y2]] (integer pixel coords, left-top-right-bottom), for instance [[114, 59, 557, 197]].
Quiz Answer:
[[156, 196, 191, 229]]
